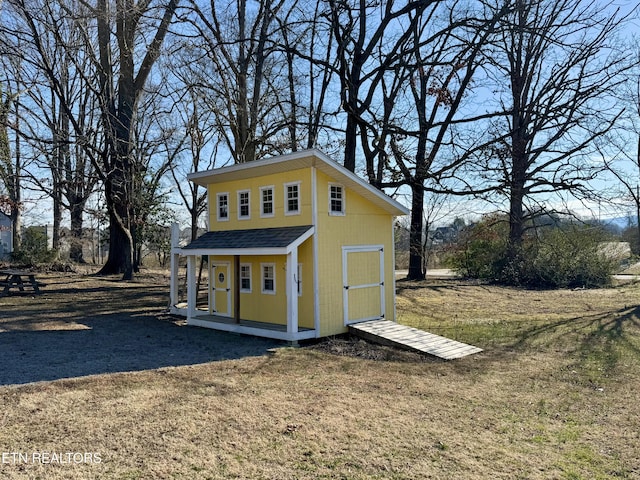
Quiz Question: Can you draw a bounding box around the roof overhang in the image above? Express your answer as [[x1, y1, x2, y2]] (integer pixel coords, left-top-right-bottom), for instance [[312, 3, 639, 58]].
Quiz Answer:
[[188, 149, 409, 217], [180, 225, 315, 256]]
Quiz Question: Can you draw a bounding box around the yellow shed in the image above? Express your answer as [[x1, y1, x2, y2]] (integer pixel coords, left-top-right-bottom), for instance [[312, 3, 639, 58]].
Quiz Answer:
[[170, 149, 409, 342]]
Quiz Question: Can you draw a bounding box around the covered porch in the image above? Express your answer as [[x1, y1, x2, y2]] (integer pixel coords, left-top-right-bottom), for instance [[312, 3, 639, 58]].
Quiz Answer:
[[170, 225, 318, 342]]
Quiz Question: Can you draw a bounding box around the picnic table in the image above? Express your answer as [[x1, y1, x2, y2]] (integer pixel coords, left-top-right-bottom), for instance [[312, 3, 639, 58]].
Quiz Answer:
[[0, 269, 43, 296]]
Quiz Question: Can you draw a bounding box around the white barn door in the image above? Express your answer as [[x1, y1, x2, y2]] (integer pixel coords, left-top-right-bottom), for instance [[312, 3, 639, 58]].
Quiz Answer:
[[342, 245, 385, 325]]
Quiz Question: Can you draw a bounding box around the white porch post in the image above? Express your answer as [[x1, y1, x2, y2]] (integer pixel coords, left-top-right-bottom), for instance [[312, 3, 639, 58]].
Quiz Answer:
[[286, 248, 299, 335], [187, 254, 197, 319], [170, 223, 180, 308]]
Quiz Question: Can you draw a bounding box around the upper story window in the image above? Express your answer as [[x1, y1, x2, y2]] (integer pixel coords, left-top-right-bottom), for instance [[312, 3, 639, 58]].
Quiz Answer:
[[260, 186, 274, 218], [329, 184, 345, 215], [285, 182, 301, 215], [238, 190, 250, 220], [217, 192, 229, 221]]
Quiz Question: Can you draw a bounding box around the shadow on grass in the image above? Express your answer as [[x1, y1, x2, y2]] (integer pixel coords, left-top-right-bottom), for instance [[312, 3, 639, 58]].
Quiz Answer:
[[507, 305, 640, 376], [0, 280, 282, 386], [395, 279, 489, 295]]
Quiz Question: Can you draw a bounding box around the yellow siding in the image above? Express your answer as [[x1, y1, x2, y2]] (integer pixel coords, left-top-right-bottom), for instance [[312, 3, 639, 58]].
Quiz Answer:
[[296, 238, 315, 329], [208, 237, 314, 328], [315, 170, 396, 337], [201, 162, 399, 337], [207, 168, 313, 230], [209, 254, 286, 325]]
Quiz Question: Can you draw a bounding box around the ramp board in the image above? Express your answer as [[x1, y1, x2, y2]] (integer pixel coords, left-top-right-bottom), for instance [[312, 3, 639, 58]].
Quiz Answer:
[[349, 320, 483, 360]]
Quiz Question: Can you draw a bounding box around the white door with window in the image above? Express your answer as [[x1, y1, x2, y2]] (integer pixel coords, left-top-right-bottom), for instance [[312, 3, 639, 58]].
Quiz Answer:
[[342, 246, 385, 325], [210, 262, 231, 316]]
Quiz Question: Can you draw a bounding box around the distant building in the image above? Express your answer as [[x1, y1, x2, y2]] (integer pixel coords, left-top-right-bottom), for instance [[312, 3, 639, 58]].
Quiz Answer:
[[0, 212, 12, 258], [430, 226, 458, 245]]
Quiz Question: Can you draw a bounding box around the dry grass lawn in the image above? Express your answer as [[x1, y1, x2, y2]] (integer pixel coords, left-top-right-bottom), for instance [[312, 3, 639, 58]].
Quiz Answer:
[[1, 271, 639, 479]]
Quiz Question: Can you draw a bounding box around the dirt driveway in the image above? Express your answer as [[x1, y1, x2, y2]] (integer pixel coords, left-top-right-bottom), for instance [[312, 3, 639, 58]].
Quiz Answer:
[[0, 271, 280, 386]]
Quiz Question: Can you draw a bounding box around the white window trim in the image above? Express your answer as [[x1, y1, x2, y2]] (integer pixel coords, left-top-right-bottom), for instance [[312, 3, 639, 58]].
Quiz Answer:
[[260, 185, 275, 218], [328, 183, 345, 216], [216, 192, 229, 222], [261, 263, 276, 295], [237, 189, 251, 220], [284, 181, 301, 216], [240, 263, 252, 293]]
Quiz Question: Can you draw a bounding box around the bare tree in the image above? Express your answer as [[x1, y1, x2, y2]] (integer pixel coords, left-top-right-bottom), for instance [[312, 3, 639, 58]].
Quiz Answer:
[[181, 0, 294, 163], [165, 87, 216, 241], [271, 0, 340, 153], [328, 0, 431, 172], [601, 44, 640, 252], [320, 0, 506, 280], [480, 0, 633, 262], [379, 2, 509, 280], [17, 15, 101, 261], [93, 0, 178, 278], [0, 64, 24, 252], [5, 0, 179, 278]]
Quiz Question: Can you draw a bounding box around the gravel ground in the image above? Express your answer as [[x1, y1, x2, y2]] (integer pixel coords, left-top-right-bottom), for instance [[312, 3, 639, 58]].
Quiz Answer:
[[0, 272, 282, 386]]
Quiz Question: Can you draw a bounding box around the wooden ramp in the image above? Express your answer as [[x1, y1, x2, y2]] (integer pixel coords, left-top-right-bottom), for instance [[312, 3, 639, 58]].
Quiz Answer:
[[349, 320, 483, 360]]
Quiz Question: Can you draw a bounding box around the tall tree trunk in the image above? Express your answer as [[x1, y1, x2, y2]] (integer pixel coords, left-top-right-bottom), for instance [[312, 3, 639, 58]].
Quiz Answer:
[[99, 159, 134, 278], [11, 103, 20, 251], [94, 0, 177, 280], [407, 181, 425, 280], [343, 115, 357, 172], [636, 135, 640, 254], [101, 207, 134, 278], [508, 180, 525, 256], [508, 111, 528, 258], [51, 185, 62, 257], [507, 11, 528, 259], [69, 201, 85, 263]]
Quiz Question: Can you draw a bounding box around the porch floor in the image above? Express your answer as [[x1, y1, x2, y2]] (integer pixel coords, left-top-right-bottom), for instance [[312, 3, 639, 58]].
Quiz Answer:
[[191, 312, 314, 333]]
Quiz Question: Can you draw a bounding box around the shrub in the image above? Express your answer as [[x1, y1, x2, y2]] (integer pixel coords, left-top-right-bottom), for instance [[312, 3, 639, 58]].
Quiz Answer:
[[446, 217, 616, 288], [445, 214, 508, 280], [11, 226, 56, 265], [529, 226, 614, 288]]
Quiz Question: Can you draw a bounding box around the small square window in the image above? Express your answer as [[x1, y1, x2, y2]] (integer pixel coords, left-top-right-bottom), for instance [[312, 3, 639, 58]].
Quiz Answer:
[[238, 190, 250, 219], [285, 182, 300, 215], [217, 193, 229, 221], [262, 264, 275, 294], [329, 184, 344, 215]]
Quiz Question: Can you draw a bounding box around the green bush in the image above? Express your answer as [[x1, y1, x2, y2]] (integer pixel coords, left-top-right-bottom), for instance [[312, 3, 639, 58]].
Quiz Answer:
[[529, 226, 614, 288], [446, 217, 615, 289], [12, 227, 56, 265], [445, 214, 508, 279]]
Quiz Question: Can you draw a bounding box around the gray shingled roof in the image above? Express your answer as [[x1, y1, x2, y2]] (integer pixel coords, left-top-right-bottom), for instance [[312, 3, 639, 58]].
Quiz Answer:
[[183, 225, 314, 250]]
